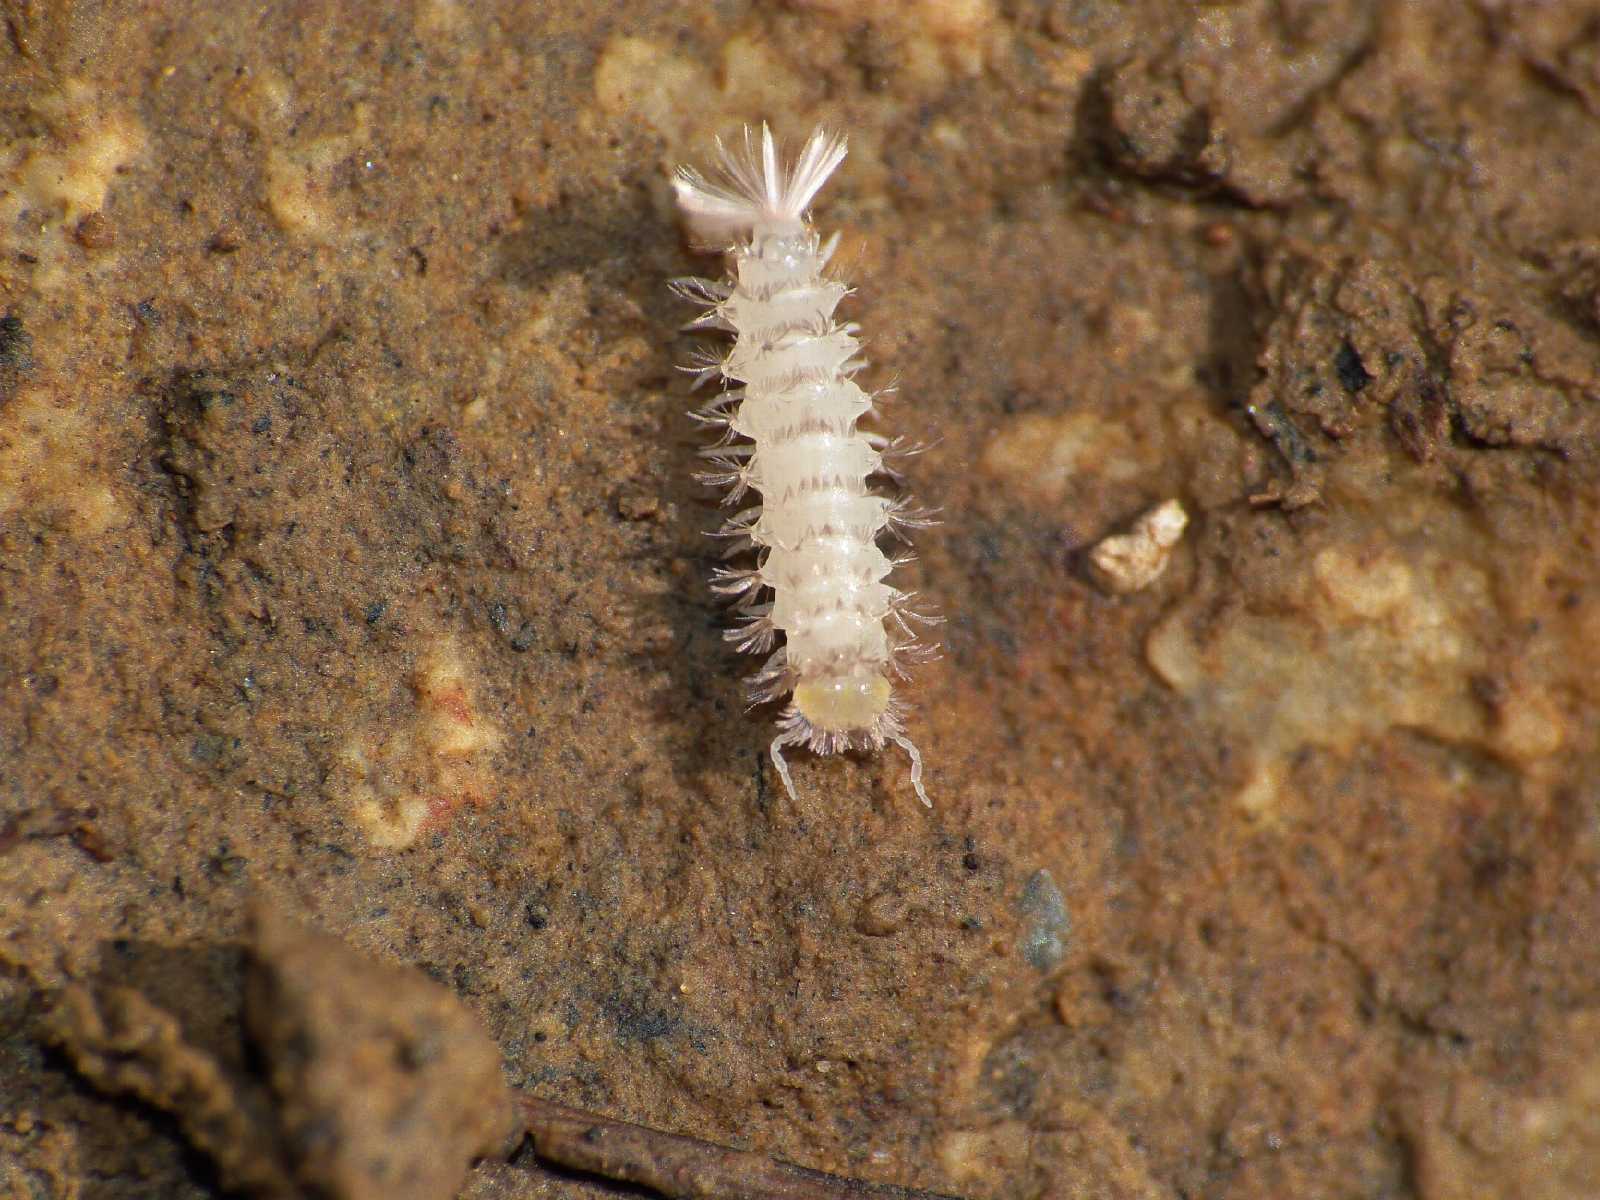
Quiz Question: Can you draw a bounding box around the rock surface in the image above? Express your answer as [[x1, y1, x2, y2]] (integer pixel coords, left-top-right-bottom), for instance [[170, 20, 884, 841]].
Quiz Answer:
[[3, 2, 1598, 1198], [246, 905, 515, 1200], [42, 908, 512, 1200]]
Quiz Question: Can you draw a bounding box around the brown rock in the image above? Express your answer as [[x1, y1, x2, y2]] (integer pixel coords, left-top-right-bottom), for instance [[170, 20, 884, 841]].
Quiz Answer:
[[72, 211, 115, 250], [856, 890, 909, 936], [245, 904, 516, 1200], [45, 983, 294, 1195]]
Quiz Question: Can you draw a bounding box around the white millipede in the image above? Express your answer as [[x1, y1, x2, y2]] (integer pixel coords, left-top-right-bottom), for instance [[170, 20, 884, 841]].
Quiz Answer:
[[671, 124, 937, 805]]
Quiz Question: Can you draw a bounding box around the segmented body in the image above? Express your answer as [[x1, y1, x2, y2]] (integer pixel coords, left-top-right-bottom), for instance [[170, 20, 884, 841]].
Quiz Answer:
[[672, 125, 934, 804]]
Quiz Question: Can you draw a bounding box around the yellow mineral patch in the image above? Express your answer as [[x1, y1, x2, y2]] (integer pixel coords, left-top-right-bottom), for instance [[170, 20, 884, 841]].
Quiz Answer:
[[1103, 303, 1160, 366], [223, 68, 293, 134], [592, 37, 712, 142], [1488, 680, 1566, 765], [0, 381, 124, 536], [413, 0, 468, 38], [336, 740, 433, 853], [227, 70, 370, 243], [1312, 544, 1414, 620], [0, 79, 145, 290], [1403, 1010, 1600, 1199], [262, 105, 371, 242], [595, 33, 820, 168], [413, 644, 501, 757], [1144, 492, 1578, 824], [332, 639, 502, 850], [793, 0, 999, 81], [716, 36, 809, 125], [936, 1122, 1030, 1187], [1232, 757, 1285, 824]]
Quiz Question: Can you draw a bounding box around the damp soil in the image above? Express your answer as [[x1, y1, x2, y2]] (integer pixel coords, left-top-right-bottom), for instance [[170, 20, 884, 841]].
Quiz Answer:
[[3, 3, 1599, 1198]]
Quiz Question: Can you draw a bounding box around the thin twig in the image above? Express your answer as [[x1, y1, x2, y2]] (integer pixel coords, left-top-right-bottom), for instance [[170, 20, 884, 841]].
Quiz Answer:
[[0, 806, 113, 862], [515, 1093, 965, 1200]]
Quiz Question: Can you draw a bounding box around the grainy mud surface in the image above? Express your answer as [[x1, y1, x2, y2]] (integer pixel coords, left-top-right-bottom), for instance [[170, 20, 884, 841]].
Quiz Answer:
[[2, 2, 1598, 1198]]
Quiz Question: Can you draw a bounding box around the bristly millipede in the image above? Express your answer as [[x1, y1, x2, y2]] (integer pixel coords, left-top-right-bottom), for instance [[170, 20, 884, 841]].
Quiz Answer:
[[671, 124, 938, 804]]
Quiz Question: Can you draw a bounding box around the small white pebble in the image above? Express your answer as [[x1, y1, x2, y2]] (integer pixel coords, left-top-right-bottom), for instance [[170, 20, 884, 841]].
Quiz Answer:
[[1089, 498, 1188, 595]]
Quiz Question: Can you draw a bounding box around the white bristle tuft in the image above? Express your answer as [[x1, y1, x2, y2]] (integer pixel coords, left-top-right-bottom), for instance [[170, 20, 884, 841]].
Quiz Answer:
[[673, 123, 849, 250]]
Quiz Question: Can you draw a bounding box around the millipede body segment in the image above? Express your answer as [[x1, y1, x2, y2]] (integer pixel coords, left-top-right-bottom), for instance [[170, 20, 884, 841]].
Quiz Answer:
[[672, 125, 935, 805]]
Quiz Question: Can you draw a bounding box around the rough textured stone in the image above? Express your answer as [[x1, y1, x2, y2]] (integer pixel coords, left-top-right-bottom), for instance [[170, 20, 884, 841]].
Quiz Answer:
[[245, 905, 515, 1200], [3, 2, 1598, 1197]]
